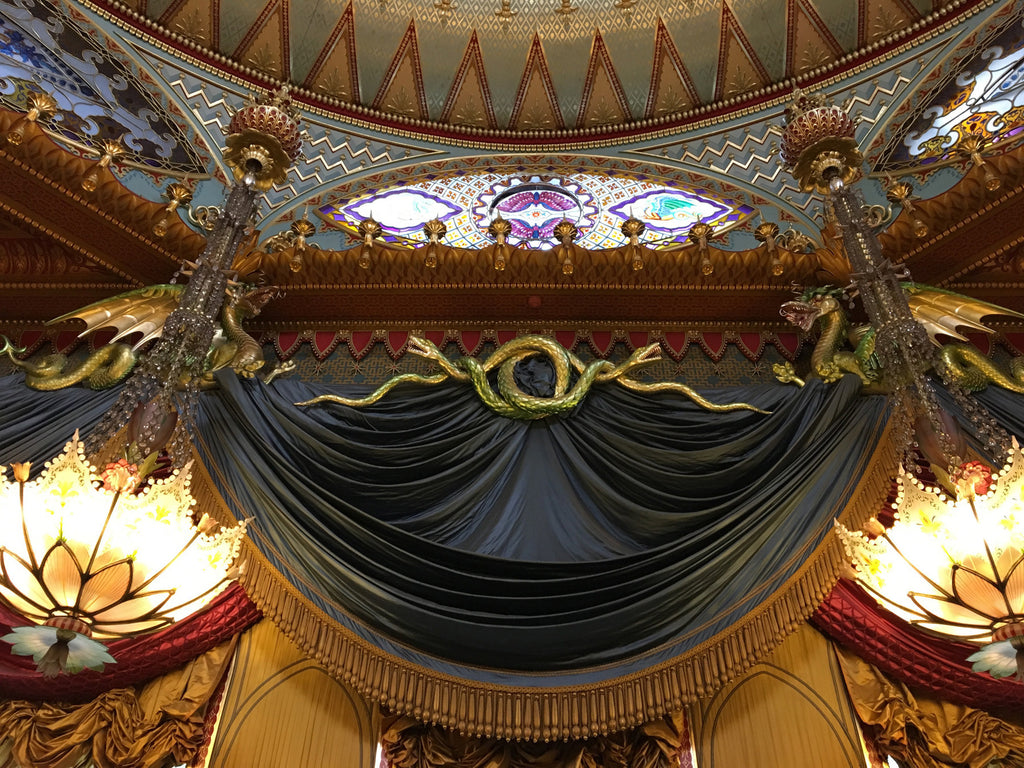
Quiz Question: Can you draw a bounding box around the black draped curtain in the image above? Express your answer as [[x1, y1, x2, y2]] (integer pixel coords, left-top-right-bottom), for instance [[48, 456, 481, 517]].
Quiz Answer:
[[0, 373, 888, 681]]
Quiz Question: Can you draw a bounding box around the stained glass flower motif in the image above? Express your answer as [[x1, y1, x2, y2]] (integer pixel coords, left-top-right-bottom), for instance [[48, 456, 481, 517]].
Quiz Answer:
[[319, 172, 753, 250], [888, 21, 1024, 167]]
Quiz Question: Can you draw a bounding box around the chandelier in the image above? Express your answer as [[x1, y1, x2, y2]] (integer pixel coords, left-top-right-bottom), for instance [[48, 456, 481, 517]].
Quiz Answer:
[[780, 90, 1024, 680], [836, 444, 1024, 679], [0, 88, 303, 676], [0, 435, 244, 676]]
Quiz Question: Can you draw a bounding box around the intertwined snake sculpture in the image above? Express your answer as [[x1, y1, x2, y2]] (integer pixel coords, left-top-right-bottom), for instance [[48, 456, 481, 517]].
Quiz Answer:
[[297, 335, 768, 419]]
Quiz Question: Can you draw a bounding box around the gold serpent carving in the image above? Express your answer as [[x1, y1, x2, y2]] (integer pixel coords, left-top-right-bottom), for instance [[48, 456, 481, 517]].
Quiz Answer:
[[297, 335, 768, 419]]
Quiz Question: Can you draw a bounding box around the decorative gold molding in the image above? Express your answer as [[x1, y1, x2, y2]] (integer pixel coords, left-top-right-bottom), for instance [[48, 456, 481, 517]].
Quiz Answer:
[[881, 148, 1024, 279], [256, 240, 820, 289], [0, 109, 205, 282]]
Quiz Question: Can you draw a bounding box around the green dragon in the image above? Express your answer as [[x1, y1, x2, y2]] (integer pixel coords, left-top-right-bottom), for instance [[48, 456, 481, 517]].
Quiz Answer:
[[298, 335, 769, 420], [2, 284, 293, 390], [775, 285, 1024, 392]]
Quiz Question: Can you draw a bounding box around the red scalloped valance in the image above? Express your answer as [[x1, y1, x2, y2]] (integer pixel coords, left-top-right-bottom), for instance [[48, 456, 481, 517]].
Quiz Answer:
[[813, 579, 1024, 710]]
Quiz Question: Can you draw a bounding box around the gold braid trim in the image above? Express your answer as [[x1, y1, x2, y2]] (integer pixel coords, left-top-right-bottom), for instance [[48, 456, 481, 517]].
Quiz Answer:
[[190, 418, 898, 741]]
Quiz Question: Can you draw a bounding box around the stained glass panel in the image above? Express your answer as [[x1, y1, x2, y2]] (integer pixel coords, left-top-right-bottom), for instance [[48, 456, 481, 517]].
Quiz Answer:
[[0, 0, 207, 174], [319, 171, 754, 250], [885, 19, 1024, 168]]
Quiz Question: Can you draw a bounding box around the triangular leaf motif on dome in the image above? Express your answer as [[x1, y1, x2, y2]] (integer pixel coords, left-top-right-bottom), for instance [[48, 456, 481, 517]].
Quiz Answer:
[[158, 0, 219, 48], [785, 0, 843, 78], [371, 20, 429, 122], [577, 30, 631, 129], [645, 18, 700, 119], [858, 0, 921, 47], [509, 35, 564, 131], [232, 0, 290, 81], [441, 31, 497, 129], [714, 2, 771, 102], [303, 0, 359, 103]]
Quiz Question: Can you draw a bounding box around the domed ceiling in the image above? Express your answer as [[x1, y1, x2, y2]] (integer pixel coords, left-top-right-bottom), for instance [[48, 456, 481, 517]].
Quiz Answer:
[[0, 0, 1021, 328], [105, 0, 938, 137]]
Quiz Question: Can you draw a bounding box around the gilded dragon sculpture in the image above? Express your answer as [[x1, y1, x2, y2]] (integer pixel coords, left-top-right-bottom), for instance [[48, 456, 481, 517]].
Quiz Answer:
[[297, 335, 768, 419], [1, 284, 292, 390], [775, 285, 1024, 392]]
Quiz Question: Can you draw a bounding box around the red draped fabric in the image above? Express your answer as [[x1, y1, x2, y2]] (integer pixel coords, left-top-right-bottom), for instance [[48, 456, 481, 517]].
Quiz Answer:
[[0, 584, 260, 702], [813, 578, 1024, 710]]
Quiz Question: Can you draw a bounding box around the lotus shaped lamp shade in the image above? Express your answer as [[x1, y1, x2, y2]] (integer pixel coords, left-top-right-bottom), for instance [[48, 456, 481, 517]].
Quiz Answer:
[[837, 438, 1024, 680], [0, 434, 246, 676]]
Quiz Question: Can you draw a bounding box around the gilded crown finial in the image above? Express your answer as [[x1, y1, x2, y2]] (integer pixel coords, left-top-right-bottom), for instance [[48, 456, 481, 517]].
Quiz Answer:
[[779, 89, 862, 195], [223, 88, 304, 190]]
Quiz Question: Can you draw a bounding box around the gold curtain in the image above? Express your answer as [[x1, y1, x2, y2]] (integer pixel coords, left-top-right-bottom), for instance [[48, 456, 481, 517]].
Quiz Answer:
[[207, 619, 376, 768], [836, 645, 1024, 768], [689, 624, 866, 768], [0, 637, 235, 768], [380, 711, 685, 768]]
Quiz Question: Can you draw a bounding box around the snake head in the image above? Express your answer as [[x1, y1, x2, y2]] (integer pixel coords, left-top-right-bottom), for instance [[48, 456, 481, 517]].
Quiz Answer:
[[632, 342, 662, 365], [408, 335, 444, 360]]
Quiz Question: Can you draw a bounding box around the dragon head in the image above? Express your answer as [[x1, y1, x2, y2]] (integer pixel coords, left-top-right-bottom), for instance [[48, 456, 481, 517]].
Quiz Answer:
[[780, 286, 845, 332], [232, 286, 282, 318]]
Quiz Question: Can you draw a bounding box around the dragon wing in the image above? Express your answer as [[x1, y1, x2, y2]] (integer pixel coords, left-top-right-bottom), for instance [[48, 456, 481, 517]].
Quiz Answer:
[[47, 285, 184, 351], [906, 285, 1024, 345], [848, 324, 882, 380]]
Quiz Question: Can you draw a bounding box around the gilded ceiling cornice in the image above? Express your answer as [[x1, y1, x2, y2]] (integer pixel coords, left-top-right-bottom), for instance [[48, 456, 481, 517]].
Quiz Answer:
[[0, 232, 111, 278], [79, 0, 996, 152], [880, 146, 1024, 285], [0, 281, 134, 291], [244, 230, 819, 325], [0, 109, 205, 285], [247, 320, 807, 334], [256, 242, 819, 288]]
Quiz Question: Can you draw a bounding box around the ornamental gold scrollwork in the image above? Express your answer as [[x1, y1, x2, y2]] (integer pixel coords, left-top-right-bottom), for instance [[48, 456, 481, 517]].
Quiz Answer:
[[297, 335, 768, 419]]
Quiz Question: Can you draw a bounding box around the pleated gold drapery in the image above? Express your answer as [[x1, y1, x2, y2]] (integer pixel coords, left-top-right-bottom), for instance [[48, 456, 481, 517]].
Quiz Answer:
[[837, 646, 1024, 768], [689, 624, 866, 767], [380, 711, 686, 768], [207, 619, 376, 768], [188, 419, 899, 742], [0, 638, 235, 768]]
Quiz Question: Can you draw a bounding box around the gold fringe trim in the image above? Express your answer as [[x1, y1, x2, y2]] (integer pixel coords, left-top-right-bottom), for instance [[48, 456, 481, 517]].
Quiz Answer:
[[189, 417, 899, 741]]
